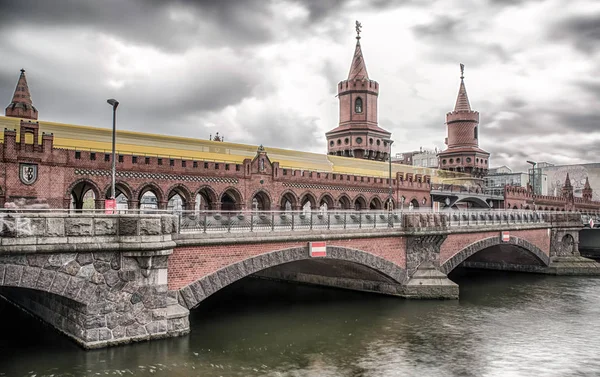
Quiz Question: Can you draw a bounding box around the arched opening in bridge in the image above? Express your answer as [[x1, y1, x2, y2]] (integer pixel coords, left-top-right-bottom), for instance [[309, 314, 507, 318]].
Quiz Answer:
[[0, 285, 87, 347], [369, 197, 382, 210], [196, 187, 217, 212], [140, 191, 158, 212], [442, 237, 550, 283], [300, 194, 316, 213], [70, 180, 98, 210], [252, 191, 271, 211], [181, 247, 407, 314], [168, 193, 184, 213], [105, 182, 131, 212], [280, 192, 296, 212], [167, 186, 190, 213], [338, 195, 351, 210], [221, 188, 242, 212], [410, 198, 419, 209], [354, 196, 367, 211], [319, 195, 334, 212]]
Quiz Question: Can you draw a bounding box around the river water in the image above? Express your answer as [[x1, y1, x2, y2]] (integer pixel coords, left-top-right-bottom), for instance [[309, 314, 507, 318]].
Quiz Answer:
[[1, 269, 600, 377]]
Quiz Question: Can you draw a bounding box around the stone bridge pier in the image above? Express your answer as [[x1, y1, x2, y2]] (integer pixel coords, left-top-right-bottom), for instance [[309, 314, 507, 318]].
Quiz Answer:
[[0, 213, 189, 349]]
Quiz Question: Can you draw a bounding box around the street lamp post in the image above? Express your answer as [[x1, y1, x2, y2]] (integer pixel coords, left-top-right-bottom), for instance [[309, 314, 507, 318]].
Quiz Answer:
[[384, 139, 394, 212], [526, 160, 536, 211], [107, 99, 119, 200]]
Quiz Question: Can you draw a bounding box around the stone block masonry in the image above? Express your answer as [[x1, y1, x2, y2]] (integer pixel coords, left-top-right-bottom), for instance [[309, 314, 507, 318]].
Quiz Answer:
[[0, 213, 189, 349]]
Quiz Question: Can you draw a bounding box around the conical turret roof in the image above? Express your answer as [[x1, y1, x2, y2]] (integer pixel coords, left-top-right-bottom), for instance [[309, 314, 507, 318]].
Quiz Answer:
[[454, 78, 471, 112], [5, 69, 38, 120], [348, 39, 369, 80], [11, 69, 33, 105]]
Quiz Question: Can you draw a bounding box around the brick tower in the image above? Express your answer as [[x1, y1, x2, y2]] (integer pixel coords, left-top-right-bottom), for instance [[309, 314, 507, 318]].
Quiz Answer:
[[5, 69, 38, 120], [438, 64, 488, 177], [326, 21, 391, 161], [583, 177, 593, 201]]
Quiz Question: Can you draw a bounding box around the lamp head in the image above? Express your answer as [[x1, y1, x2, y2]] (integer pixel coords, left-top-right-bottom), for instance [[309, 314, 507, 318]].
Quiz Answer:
[[526, 160, 536, 166], [107, 99, 119, 109]]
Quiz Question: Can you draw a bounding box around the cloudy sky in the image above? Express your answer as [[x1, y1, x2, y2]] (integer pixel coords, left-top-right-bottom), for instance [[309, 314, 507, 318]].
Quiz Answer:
[[0, 0, 598, 171]]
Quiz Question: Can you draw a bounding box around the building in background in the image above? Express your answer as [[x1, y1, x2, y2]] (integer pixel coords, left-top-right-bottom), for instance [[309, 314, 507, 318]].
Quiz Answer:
[[392, 151, 419, 165], [538, 163, 600, 201], [412, 149, 439, 168], [485, 166, 529, 191]]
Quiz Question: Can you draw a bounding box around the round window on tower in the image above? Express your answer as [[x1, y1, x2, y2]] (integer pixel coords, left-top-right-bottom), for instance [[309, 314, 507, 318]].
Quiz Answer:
[[344, 138, 349, 145], [330, 141, 334, 147], [376, 140, 381, 146], [449, 158, 454, 164], [356, 137, 363, 144], [442, 159, 447, 165], [456, 158, 461, 163], [369, 138, 373, 145], [466, 157, 472, 163], [337, 139, 341, 145], [476, 158, 479, 163]]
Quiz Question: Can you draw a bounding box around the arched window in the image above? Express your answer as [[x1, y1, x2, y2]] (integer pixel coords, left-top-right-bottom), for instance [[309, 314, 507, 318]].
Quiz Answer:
[[355, 97, 363, 113], [474, 126, 478, 139]]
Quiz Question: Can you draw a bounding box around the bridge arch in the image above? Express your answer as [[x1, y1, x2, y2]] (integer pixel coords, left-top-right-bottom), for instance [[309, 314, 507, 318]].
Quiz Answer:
[[137, 182, 165, 211], [440, 236, 550, 275], [318, 193, 335, 210], [195, 186, 218, 211], [369, 196, 383, 210], [104, 181, 134, 201], [337, 194, 352, 209], [178, 246, 407, 310], [299, 191, 317, 210], [167, 184, 192, 211], [353, 194, 368, 210], [279, 190, 297, 211], [220, 187, 243, 211], [67, 178, 101, 210], [453, 196, 490, 209], [250, 189, 272, 211]]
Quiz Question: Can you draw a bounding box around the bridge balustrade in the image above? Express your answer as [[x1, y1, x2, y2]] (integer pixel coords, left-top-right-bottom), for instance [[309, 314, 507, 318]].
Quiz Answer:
[[0, 209, 583, 236]]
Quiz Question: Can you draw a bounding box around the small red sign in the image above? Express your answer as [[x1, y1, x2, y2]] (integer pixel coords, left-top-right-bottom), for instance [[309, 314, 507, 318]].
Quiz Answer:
[[105, 199, 116, 214], [501, 231, 510, 242], [590, 218, 595, 228], [309, 241, 326, 257]]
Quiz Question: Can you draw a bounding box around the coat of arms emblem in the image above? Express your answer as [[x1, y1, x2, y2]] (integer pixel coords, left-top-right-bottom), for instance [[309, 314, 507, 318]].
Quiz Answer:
[[19, 163, 38, 185]]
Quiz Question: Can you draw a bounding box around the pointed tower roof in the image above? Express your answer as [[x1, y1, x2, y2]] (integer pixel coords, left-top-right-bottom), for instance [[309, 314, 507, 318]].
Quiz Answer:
[[11, 69, 33, 105], [5, 69, 38, 120], [347, 21, 369, 80], [564, 173, 572, 188], [584, 176, 591, 189], [454, 63, 471, 112]]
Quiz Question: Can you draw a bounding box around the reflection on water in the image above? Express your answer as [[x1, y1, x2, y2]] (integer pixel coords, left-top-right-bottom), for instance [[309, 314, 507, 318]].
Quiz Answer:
[[2, 270, 600, 377]]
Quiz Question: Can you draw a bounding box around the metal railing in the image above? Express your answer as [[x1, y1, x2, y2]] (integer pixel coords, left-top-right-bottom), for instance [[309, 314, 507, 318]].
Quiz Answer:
[[177, 210, 402, 233], [0, 208, 586, 234]]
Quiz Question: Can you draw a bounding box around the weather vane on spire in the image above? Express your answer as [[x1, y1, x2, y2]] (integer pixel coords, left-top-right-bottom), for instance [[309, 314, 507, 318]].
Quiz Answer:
[[460, 63, 465, 79], [355, 20, 362, 40]]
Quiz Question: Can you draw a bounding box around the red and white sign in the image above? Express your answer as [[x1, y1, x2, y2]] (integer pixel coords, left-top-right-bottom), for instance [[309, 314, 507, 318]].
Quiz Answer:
[[105, 199, 116, 214], [501, 231, 510, 242], [590, 218, 595, 228], [309, 241, 327, 257]]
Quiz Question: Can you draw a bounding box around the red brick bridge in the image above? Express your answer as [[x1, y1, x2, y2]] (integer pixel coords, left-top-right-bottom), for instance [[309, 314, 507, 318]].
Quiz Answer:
[[0, 210, 597, 349]]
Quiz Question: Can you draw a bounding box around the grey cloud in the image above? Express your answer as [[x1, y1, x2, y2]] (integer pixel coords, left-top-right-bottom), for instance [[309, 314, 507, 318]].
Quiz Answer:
[[551, 13, 600, 54], [412, 15, 511, 65], [0, 0, 277, 52]]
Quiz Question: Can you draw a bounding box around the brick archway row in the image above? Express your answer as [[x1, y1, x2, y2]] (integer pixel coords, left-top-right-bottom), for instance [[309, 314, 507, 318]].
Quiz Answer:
[[64, 178, 395, 210], [439, 236, 550, 275], [177, 246, 407, 310]]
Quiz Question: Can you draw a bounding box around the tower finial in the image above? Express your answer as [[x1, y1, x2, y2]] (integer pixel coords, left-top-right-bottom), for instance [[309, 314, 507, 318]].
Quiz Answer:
[[20, 68, 25, 74], [460, 63, 464, 80], [355, 20, 362, 40]]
